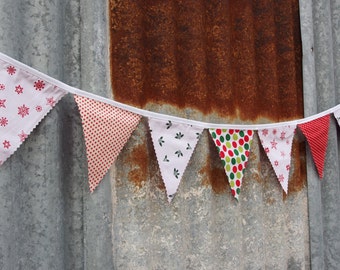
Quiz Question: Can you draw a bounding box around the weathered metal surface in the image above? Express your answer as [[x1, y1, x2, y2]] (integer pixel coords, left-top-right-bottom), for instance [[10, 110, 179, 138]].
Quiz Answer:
[[0, 0, 114, 269], [110, 1, 310, 269], [113, 128, 310, 269], [110, 0, 307, 198], [110, 0, 303, 121], [0, 0, 338, 269], [299, 0, 340, 269]]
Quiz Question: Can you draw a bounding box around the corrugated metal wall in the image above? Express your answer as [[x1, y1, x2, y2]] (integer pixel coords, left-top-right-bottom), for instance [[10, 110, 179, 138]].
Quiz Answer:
[[0, 1, 114, 269], [110, 0, 304, 121], [0, 0, 338, 269], [299, 0, 340, 269]]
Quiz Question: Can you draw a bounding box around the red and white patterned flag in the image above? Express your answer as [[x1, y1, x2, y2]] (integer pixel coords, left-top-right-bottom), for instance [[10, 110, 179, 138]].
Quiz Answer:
[[298, 114, 330, 179], [258, 126, 296, 193], [209, 129, 254, 200], [149, 118, 203, 202], [0, 59, 67, 165], [74, 95, 141, 192]]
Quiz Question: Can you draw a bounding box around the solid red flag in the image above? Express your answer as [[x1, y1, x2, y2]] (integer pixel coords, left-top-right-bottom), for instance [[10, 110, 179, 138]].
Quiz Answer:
[[298, 114, 330, 179]]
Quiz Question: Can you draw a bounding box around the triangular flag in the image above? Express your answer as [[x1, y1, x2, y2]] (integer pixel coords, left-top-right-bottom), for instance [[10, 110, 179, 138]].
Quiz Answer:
[[298, 114, 330, 178], [74, 95, 141, 192], [148, 118, 203, 202], [209, 129, 254, 200], [333, 108, 340, 126], [0, 59, 67, 165], [258, 126, 296, 193]]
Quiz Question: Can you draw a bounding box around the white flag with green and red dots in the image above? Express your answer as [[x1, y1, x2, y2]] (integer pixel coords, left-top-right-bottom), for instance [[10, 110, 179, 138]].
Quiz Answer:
[[209, 128, 254, 200]]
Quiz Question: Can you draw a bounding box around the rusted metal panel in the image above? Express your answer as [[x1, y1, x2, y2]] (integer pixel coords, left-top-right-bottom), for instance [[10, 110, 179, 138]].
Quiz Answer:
[[110, 0, 306, 196], [110, 0, 303, 121], [109, 1, 309, 269]]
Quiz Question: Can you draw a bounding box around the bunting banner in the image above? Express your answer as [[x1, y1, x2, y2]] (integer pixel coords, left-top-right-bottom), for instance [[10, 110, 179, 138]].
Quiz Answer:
[[0, 58, 67, 164], [74, 95, 141, 192], [298, 114, 330, 179], [0, 52, 339, 201], [209, 129, 254, 199], [149, 118, 203, 202], [258, 126, 296, 193]]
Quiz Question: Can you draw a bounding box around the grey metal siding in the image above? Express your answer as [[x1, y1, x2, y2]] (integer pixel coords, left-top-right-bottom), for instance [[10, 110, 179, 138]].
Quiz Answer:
[[0, 1, 114, 269], [300, 0, 340, 269]]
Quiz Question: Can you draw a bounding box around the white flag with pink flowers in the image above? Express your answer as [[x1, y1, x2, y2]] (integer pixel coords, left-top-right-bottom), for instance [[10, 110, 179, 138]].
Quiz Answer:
[[258, 126, 296, 193], [0, 59, 67, 164]]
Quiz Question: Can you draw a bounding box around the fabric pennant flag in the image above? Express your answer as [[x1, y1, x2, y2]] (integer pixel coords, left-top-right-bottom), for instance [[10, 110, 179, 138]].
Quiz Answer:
[[74, 95, 141, 192], [258, 126, 296, 193], [209, 129, 254, 200], [333, 108, 340, 126], [0, 59, 67, 165], [298, 114, 330, 179], [148, 118, 203, 202]]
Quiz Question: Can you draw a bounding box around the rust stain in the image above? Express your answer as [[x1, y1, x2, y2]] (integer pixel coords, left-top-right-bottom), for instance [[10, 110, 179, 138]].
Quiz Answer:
[[200, 137, 229, 194], [286, 139, 307, 196], [124, 121, 167, 191], [109, 0, 303, 121], [200, 163, 229, 194], [266, 197, 277, 205], [126, 143, 149, 188]]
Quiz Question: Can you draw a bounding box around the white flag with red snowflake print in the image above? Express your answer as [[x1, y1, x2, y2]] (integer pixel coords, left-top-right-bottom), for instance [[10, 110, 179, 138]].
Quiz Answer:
[[298, 114, 330, 179], [258, 126, 296, 193], [209, 129, 254, 200], [148, 118, 203, 202], [0, 59, 67, 165], [74, 95, 141, 192]]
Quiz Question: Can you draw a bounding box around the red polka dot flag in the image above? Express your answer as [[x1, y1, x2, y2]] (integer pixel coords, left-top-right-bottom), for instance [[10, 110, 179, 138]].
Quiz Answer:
[[74, 95, 141, 192], [298, 114, 330, 179]]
